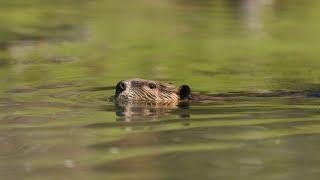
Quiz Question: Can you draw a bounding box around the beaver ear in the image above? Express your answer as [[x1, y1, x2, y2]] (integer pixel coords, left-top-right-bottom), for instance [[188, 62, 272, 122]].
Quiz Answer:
[[178, 85, 191, 100]]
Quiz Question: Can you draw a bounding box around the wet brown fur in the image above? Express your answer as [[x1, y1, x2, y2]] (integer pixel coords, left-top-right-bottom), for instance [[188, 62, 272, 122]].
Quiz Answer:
[[115, 78, 180, 105], [115, 78, 220, 106]]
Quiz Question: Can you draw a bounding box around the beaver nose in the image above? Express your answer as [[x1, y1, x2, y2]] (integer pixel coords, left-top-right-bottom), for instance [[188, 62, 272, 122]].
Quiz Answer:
[[115, 81, 126, 96]]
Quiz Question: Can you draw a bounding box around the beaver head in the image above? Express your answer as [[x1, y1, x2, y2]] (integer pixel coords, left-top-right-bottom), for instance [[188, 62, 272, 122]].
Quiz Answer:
[[115, 78, 191, 104]]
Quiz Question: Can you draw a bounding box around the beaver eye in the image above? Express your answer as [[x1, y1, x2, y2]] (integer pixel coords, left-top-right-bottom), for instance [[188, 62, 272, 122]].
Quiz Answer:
[[148, 83, 156, 89]]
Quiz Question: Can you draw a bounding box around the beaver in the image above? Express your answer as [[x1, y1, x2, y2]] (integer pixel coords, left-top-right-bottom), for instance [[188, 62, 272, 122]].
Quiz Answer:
[[114, 78, 191, 104], [113, 78, 199, 121], [114, 78, 219, 106]]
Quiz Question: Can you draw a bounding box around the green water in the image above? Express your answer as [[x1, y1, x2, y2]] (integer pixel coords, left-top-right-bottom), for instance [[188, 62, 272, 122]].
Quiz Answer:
[[1, 0, 320, 179]]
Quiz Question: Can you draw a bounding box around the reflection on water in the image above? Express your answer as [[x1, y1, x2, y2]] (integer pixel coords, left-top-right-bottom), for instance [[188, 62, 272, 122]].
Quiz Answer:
[[1, 0, 320, 179], [113, 100, 191, 122]]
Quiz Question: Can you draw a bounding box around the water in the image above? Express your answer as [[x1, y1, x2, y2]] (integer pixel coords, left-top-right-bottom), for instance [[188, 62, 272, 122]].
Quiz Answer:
[[1, 0, 320, 179]]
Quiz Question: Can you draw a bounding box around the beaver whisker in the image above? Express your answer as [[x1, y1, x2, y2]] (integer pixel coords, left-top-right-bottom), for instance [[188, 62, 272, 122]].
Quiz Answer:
[[145, 92, 156, 100], [135, 90, 144, 100], [160, 92, 177, 102], [162, 93, 172, 100]]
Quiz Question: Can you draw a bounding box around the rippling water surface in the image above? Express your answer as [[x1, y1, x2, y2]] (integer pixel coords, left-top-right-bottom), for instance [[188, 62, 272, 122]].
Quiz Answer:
[[1, 0, 320, 179]]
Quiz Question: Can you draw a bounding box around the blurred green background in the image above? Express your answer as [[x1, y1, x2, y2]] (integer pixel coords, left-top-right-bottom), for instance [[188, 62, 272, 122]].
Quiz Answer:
[[1, 0, 320, 92]]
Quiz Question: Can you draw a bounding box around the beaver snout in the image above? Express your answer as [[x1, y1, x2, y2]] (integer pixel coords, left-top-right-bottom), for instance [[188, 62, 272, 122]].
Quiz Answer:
[[115, 81, 126, 96]]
